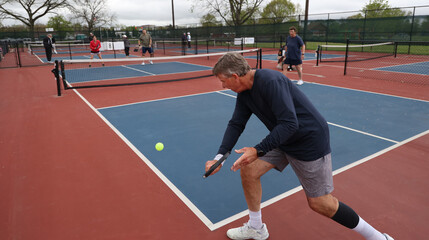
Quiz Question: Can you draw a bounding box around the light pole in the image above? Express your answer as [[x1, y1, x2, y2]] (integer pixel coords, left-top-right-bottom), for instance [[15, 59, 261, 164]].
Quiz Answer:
[[303, 0, 309, 44], [171, 0, 175, 29]]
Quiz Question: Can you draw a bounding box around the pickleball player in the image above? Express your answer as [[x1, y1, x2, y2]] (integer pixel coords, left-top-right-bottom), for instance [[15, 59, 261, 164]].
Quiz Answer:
[[138, 29, 154, 65], [205, 52, 395, 240]]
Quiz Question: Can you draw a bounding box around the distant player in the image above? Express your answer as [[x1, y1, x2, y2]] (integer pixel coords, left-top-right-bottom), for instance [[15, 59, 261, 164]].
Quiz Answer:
[[181, 32, 187, 55], [43, 34, 54, 63], [89, 35, 104, 67], [123, 35, 130, 57], [187, 32, 191, 48], [138, 29, 154, 65], [283, 26, 305, 85]]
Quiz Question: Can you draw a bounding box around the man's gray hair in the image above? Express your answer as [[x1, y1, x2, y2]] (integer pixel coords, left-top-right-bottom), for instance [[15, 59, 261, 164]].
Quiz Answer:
[[213, 52, 251, 77]]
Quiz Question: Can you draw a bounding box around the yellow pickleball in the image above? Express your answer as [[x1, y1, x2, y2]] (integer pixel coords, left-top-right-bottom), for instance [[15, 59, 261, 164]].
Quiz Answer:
[[155, 142, 164, 151]]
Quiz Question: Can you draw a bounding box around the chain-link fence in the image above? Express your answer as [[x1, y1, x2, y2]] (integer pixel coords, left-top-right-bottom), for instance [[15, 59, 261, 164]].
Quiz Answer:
[[2, 6, 428, 43], [1, 5, 428, 68]]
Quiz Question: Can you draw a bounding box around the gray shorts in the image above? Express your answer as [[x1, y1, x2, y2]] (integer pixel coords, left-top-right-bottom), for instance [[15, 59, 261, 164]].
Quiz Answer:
[[260, 149, 334, 198]]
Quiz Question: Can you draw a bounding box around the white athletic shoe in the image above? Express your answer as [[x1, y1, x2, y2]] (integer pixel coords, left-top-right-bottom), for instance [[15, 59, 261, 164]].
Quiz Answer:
[[297, 80, 304, 85], [149, 60, 153, 64], [141, 61, 145, 65], [383, 233, 394, 240], [226, 222, 269, 240]]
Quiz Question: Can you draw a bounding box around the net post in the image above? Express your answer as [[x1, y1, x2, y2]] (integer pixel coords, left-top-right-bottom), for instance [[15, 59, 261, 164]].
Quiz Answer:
[[52, 60, 61, 96], [394, 41, 398, 58], [316, 45, 320, 66], [195, 35, 198, 55], [15, 42, 22, 67], [259, 48, 262, 69], [344, 39, 350, 75], [68, 43, 72, 60], [206, 40, 209, 60], [60, 60, 68, 90], [163, 39, 166, 55], [112, 37, 117, 59]]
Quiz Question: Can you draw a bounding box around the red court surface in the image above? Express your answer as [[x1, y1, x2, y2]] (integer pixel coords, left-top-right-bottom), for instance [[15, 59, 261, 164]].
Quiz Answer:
[[1, 52, 429, 239]]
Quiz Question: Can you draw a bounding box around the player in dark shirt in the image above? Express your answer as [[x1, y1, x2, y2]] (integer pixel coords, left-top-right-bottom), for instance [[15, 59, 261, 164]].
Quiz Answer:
[[205, 53, 394, 240], [43, 34, 54, 63], [283, 26, 305, 85]]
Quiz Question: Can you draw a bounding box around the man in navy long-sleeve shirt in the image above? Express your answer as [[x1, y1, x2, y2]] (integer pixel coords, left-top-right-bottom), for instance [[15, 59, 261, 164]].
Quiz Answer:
[[205, 53, 394, 240]]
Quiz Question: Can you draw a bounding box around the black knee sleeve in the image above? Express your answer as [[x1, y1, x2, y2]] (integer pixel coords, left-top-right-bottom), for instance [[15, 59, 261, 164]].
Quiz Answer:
[[331, 202, 360, 229]]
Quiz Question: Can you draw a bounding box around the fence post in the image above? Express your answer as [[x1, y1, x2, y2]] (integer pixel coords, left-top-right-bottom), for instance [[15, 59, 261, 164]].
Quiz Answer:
[[112, 37, 116, 59], [15, 42, 21, 67], [326, 13, 330, 45], [409, 7, 416, 54], [363, 10, 367, 41], [344, 39, 350, 75], [68, 43, 72, 60]]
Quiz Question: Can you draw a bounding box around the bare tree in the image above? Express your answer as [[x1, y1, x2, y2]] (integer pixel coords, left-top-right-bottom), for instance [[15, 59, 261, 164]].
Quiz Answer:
[[0, 0, 69, 38], [69, 0, 115, 34], [193, 0, 264, 26], [0, 12, 5, 27]]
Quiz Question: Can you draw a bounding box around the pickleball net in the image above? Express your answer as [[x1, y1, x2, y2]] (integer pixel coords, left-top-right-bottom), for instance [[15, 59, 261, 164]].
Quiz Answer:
[[154, 39, 246, 56], [53, 48, 262, 95], [343, 40, 429, 85], [316, 41, 396, 65], [28, 43, 90, 56]]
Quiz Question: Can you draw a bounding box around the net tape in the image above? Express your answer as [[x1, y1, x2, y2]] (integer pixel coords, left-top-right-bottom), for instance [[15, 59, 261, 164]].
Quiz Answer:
[[319, 42, 394, 49], [62, 48, 260, 64], [58, 48, 261, 89]]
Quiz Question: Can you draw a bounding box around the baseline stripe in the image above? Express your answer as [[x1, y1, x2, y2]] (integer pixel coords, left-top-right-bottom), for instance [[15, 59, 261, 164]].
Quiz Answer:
[[121, 65, 156, 75], [216, 91, 397, 143], [71, 89, 215, 229]]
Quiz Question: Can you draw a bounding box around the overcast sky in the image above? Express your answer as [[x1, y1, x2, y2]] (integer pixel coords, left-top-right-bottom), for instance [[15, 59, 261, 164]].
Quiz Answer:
[[2, 0, 429, 27]]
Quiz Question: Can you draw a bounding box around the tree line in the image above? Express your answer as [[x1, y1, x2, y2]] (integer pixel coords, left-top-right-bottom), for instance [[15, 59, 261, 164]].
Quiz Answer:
[[0, 0, 115, 37], [0, 0, 416, 39]]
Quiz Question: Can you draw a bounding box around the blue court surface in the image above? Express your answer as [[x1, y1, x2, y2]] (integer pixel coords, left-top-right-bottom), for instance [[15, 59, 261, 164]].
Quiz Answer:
[[65, 62, 212, 83], [164, 48, 244, 55], [247, 52, 342, 61], [35, 49, 89, 55], [96, 83, 429, 228], [374, 61, 429, 75], [39, 54, 138, 63]]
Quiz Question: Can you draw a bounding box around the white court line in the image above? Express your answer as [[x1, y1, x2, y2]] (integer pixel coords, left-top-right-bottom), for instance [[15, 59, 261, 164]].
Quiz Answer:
[[332, 129, 429, 176], [327, 122, 398, 143], [366, 68, 429, 77], [308, 81, 429, 103], [302, 73, 325, 78], [216, 91, 399, 143], [98, 90, 220, 110], [70, 88, 216, 230], [67, 67, 210, 85], [373, 60, 429, 69], [318, 60, 429, 76], [297, 73, 429, 103], [121, 65, 155, 75], [71, 85, 428, 231], [34, 53, 44, 63], [208, 126, 429, 230]]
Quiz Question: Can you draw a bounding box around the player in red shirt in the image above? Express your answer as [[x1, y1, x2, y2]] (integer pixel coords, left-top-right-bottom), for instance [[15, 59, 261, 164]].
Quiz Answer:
[[89, 35, 104, 67]]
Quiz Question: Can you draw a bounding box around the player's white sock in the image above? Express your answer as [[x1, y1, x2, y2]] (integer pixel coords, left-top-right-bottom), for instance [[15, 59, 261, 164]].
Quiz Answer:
[[248, 209, 263, 229], [353, 217, 386, 240]]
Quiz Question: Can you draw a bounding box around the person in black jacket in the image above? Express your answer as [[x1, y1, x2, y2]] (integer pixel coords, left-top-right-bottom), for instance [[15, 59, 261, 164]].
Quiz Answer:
[[205, 52, 394, 240], [181, 32, 187, 55], [43, 34, 54, 63]]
